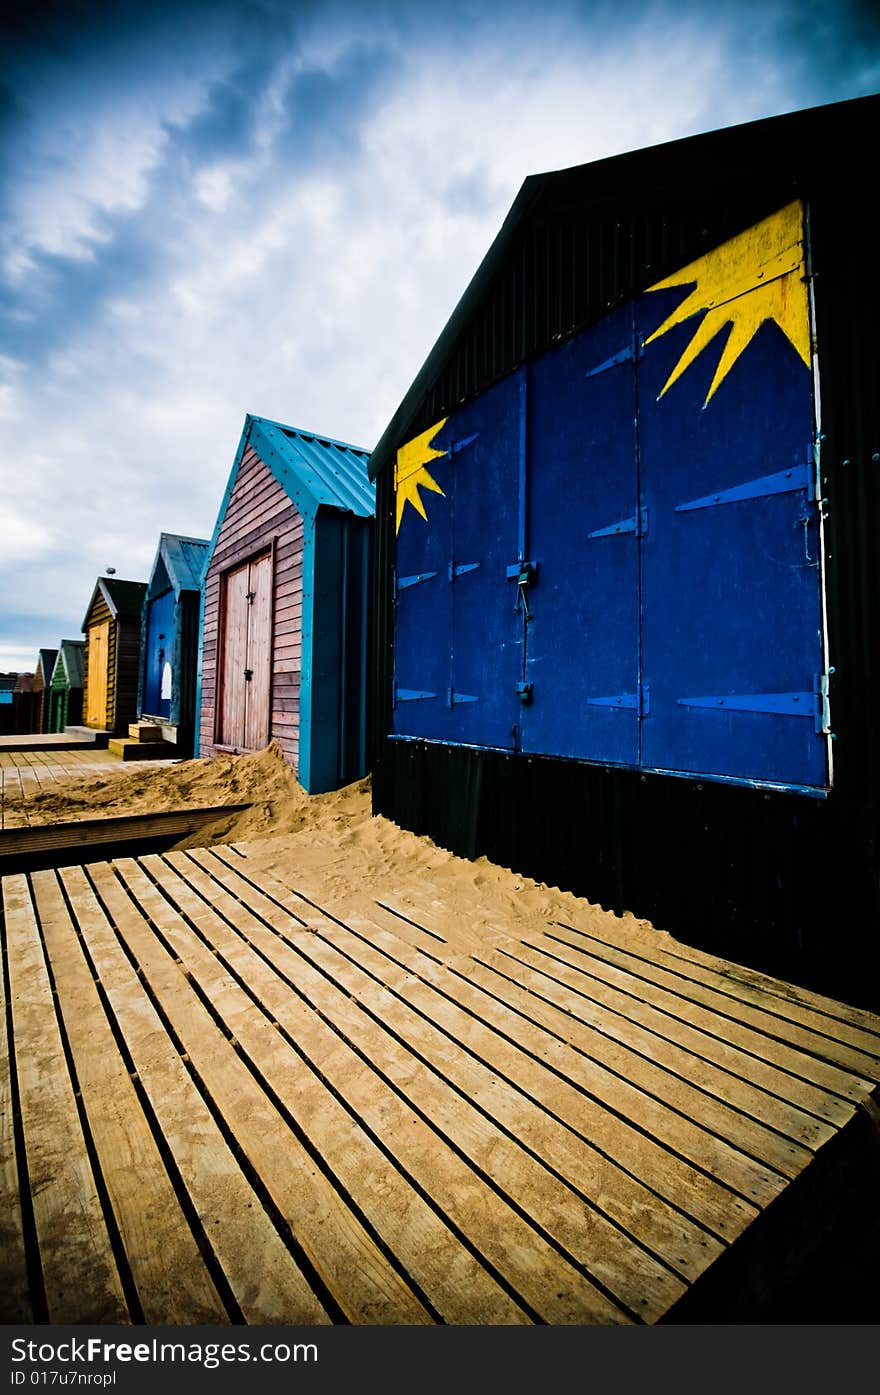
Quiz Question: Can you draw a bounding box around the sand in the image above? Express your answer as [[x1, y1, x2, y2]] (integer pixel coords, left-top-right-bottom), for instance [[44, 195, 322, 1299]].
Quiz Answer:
[[4, 740, 662, 955]]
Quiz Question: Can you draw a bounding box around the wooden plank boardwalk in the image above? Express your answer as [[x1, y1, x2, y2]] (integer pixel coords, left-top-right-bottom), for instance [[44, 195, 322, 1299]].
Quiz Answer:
[[0, 750, 171, 830], [2, 844, 879, 1325]]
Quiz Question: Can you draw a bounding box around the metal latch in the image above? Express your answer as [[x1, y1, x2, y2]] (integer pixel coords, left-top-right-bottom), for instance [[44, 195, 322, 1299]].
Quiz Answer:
[[516, 682, 533, 705], [507, 559, 537, 618], [243, 668, 253, 682]]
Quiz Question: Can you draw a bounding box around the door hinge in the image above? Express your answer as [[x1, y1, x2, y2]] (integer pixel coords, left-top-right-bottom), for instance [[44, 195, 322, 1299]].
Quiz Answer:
[[448, 688, 478, 706], [393, 682, 436, 705], [586, 684, 650, 716], [677, 689, 820, 719], [448, 561, 480, 582], [587, 506, 648, 539], [397, 570, 438, 593], [676, 462, 811, 513]]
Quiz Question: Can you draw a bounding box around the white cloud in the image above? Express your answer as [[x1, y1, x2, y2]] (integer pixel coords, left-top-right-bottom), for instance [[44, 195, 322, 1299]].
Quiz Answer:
[[1, 0, 878, 664]]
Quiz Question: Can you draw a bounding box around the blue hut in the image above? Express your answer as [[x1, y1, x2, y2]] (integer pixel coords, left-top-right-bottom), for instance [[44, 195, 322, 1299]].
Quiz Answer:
[[198, 414, 374, 792], [139, 533, 210, 757]]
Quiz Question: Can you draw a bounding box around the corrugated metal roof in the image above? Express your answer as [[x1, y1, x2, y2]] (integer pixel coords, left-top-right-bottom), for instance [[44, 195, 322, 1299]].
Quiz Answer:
[[249, 415, 375, 519], [56, 640, 84, 688], [154, 533, 210, 596]]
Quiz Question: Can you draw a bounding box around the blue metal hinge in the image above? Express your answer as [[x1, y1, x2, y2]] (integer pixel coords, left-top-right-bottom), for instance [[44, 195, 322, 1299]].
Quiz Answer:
[[676, 462, 812, 513], [397, 570, 438, 592], [677, 687, 826, 722], [393, 684, 437, 705], [447, 689, 478, 706], [584, 329, 643, 379], [448, 561, 480, 582], [449, 432, 480, 457], [587, 684, 650, 715], [587, 506, 648, 539]]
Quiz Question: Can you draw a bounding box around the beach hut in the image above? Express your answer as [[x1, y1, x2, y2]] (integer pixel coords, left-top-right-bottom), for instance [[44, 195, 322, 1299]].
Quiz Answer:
[[11, 672, 35, 734], [48, 640, 84, 732], [138, 532, 209, 757], [31, 648, 58, 733], [367, 93, 880, 1006], [198, 414, 374, 793], [0, 674, 15, 735], [81, 577, 147, 734]]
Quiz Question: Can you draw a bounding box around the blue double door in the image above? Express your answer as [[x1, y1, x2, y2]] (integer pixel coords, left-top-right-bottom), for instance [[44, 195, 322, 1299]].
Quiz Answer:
[[394, 292, 827, 791]]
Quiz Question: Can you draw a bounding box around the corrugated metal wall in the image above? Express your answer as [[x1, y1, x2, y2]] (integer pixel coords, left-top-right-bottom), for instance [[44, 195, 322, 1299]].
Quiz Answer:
[[371, 98, 880, 1010]]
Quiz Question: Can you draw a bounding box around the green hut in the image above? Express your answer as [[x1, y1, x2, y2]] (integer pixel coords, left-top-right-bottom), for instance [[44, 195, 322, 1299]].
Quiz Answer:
[[48, 640, 85, 733]]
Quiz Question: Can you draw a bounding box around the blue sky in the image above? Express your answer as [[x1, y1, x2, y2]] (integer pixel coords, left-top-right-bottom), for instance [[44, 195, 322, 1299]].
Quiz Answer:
[[1, 0, 879, 673]]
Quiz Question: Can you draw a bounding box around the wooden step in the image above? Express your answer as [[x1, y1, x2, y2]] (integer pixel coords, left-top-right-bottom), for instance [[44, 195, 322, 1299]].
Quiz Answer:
[[108, 738, 175, 761], [128, 723, 165, 743]]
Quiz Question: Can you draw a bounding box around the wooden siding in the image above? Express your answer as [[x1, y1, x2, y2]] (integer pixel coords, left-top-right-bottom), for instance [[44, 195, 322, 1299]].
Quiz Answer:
[[83, 595, 114, 731], [83, 594, 142, 735], [200, 446, 303, 772], [114, 619, 143, 734]]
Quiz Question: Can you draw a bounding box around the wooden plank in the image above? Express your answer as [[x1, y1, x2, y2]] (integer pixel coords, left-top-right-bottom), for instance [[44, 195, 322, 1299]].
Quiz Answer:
[[88, 859, 431, 1324], [138, 853, 533, 1325], [161, 851, 635, 1323], [564, 916, 880, 1041], [2, 873, 128, 1322], [493, 937, 860, 1127], [245, 550, 273, 751], [0, 876, 32, 1321], [456, 951, 830, 1163], [29, 869, 230, 1324], [517, 930, 873, 1105], [545, 921, 880, 1081], [58, 865, 328, 1325], [197, 854, 755, 1244], [351, 885, 842, 1156], [179, 849, 731, 1316]]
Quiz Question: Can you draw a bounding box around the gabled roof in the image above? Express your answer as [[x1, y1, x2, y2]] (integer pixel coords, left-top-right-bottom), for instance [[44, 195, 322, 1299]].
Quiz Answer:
[[368, 91, 880, 480], [82, 576, 147, 629], [53, 639, 85, 688], [210, 415, 374, 558], [147, 532, 210, 600], [36, 648, 58, 683]]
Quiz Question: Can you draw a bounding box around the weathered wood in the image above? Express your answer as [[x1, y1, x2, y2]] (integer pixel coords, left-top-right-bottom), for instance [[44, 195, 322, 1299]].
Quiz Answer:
[[92, 859, 431, 1323], [2, 873, 128, 1321], [545, 921, 880, 1081], [163, 851, 631, 1322], [30, 869, 229, 1324], [201, 448, 303, 771], [58, 865, 329, 1325], [0, 879, 31, 1321], [140, 852, 534, 1324]]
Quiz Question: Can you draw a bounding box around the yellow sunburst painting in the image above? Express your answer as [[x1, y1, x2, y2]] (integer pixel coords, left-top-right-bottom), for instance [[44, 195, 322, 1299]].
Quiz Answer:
[[645, 200, 811, 407], [395, 418, 448, 533]]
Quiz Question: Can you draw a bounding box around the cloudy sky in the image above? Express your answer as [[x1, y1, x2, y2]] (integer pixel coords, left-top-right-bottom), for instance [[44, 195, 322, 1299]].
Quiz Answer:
[[1, 0, 878, 673]]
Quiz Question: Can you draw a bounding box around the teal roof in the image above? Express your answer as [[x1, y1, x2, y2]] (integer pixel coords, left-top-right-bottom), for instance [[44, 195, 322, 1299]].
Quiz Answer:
[[211, 415, 374, 558], [148, 532, 210, 599]]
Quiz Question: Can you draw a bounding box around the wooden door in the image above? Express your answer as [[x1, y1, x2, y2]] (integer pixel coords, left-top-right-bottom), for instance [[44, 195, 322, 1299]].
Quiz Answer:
[[243, 551, 272, 750], [86, 621, 109, 727], [219, 551, 273, 749]]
